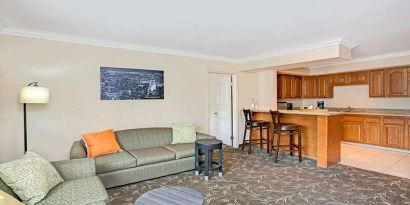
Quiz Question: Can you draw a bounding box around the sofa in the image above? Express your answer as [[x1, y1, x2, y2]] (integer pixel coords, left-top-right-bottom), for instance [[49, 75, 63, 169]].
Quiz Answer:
[[70, 127, 215, 188], [0, 158, 109, 205]]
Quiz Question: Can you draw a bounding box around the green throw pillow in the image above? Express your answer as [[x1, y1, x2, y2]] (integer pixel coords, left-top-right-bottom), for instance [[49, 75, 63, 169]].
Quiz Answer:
[[0, 151, 64, 205], [172, 123, 197, 144]]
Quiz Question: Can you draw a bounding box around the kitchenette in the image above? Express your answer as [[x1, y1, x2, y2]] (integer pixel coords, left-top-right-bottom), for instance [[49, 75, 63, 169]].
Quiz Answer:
[[249, 65, 410, 168]]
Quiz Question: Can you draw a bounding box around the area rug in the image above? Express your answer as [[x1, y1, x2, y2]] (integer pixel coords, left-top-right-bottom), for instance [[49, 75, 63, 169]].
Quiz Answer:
[[107, 147, 410, 205]]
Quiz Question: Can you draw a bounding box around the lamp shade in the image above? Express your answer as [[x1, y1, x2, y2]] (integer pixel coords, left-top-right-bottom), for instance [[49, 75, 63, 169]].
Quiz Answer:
[[20, 86, 50, 104]]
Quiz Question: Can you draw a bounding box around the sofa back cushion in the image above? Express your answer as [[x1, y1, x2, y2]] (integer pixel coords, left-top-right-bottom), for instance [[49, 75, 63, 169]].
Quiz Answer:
[[0, 177, 19, 200], [115, 128, 173, 150]]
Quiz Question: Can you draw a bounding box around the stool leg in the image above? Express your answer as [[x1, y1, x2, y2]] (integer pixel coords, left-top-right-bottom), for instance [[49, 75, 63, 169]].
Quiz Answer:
[[270, 131, 274, 156], [298, 128, 302, 162], [218, 146, 223, 177], [290, 131, 294, 156], [204, 150, 210, 181], [259, 126, 263, 149], [275, 132, 280, 163], [266, 126, 270, 153], [248, 127, 253, 154], [194, 146, 199, 176], [242, 126, 247, 150]]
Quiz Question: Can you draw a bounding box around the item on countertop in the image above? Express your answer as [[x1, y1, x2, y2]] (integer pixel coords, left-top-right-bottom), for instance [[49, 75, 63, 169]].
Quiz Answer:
[[286, 103, 293, 110], [317, 101, 325, 109], [82, 129, 121, 157]]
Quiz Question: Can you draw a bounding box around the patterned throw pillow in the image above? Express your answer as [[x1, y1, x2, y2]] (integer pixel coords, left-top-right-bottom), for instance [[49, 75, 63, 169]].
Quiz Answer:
[[172, 123, 197, 144], [0, 152, 64, 205]]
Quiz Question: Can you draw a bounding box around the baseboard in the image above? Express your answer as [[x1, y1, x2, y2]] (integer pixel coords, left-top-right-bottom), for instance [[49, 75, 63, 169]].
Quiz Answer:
[[342, 141, 410, 154]]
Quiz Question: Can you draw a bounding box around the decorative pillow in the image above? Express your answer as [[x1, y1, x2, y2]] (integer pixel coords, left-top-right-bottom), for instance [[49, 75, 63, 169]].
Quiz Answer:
[[82, 129, 121, 157], [0, 152, 64, 205], [172, 123, 197, 144]]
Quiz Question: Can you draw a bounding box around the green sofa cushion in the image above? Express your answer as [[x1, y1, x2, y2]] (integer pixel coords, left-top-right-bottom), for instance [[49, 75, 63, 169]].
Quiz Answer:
[[163, 143, 195, 159], [171, 124, 196, 144], [37, 176, 108, 205], [128, 147, 176, 166], [115, 128, 173, 150], [95, 151, 136, 174]]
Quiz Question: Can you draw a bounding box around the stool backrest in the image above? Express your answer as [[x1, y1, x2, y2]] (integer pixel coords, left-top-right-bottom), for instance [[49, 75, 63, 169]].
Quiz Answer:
[[269, 110, 280, 125], [243, 109, 252, 122]]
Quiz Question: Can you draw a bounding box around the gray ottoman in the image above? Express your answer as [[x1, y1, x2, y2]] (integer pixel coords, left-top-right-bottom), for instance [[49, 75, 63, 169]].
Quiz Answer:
[[135, 186, 203, 205]]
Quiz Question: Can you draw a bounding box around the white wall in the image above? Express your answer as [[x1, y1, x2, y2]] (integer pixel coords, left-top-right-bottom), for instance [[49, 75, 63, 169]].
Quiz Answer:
[[236, 70, 276, 147], [303, 85, 410, 109], [0, 35, 237, 162]]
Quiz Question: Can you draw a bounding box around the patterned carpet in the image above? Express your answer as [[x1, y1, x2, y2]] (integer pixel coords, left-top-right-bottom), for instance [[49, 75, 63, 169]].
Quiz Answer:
[[107, 147, 410, 205]]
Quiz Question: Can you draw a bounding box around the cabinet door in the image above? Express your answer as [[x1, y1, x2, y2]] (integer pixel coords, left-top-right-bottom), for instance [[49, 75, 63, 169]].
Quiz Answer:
[[292, 75, 302, 98], [385, 68, 408, 97], [277, 75, 293, 99], [317, 75, 333, 98], [369, 70, 385, 97], [302, 76, 317, 98], [343, 121, 364, 143], [329, 73, 347, 86], [347, 71, 369, 85], [364, 117, 382, 145], [383, 117, 405, 149]]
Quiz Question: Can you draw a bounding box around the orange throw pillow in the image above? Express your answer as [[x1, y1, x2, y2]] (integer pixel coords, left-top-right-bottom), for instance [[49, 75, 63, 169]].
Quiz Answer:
[[82, 129, 121, 158]]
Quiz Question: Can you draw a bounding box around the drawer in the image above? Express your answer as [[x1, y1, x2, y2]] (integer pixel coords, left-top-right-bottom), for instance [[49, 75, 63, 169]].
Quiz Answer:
[[364, 117, 381, 123], [344, 115, 364, 122], [383, 117, 405, 125]]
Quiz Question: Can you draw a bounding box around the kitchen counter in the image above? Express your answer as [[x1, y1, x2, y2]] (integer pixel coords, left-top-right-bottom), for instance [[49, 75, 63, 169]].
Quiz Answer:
[[251, 111, 342, 168], [251, 109, 410, 117]]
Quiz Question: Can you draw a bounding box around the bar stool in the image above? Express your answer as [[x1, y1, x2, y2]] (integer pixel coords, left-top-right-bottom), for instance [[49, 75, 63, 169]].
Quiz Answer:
[[241, 109, 270, 153], [269, 110, 302, 163]]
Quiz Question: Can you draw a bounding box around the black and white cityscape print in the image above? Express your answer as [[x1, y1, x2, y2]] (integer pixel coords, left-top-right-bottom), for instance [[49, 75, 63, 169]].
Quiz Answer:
[[100, 67, 164, 100]]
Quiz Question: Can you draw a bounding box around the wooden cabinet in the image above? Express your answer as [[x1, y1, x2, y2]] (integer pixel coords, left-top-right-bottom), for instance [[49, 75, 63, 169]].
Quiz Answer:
[[346, 71, 369, 85], [407, 118, 410, 150], [385, 67, 408, 97], [363, 117, 382, 145], [382, 117, 405, 149], [343, 116, 364, 143], [329, 74, 347, 86], [317, 75, 333, 98], [369, 70, 385, 97], [302, 76, 318, 98], [277, 74, 302, 99]]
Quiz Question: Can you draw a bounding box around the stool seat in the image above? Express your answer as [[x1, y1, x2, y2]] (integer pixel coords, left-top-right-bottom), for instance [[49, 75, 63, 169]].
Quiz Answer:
[[246, 120, 269, 127], [270, 110, 303, 163], [241, 109, 270, 154]]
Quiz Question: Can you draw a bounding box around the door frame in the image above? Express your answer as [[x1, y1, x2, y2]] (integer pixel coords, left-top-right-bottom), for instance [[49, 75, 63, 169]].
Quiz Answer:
[[207, 72, 238, 147]]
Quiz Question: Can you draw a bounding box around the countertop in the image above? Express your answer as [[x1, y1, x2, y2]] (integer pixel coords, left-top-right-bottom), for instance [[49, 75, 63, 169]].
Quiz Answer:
[[251, 108, 410, 117]]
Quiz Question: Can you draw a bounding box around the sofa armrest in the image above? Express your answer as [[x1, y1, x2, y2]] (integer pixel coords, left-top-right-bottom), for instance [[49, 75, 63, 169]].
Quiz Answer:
[[70, 140, 87, 159], [196, 132, 216, 140], [51, 158, 96, 181]]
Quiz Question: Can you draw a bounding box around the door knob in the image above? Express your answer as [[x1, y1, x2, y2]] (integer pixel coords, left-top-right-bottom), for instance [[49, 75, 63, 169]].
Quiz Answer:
[[214, 112, 218, 115]]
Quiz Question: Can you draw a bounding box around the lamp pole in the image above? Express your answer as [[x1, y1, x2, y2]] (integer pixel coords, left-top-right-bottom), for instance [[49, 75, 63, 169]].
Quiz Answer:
[[23, 103, 27, 153]]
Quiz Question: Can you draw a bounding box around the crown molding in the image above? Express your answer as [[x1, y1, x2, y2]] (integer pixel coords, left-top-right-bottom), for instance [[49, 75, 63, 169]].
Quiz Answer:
[[0, 26, 239, 63], [235, 37, 357, 63], [0, 26, 358, 64], [309, 50, 410, 69]]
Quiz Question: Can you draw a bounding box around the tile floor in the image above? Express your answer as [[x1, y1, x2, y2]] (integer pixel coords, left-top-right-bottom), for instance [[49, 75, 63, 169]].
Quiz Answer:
[[340, 142, 410, 179]]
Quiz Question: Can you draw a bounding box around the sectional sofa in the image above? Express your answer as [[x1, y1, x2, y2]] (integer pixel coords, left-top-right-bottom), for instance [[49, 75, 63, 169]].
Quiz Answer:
[[70, 127, 215, 188]]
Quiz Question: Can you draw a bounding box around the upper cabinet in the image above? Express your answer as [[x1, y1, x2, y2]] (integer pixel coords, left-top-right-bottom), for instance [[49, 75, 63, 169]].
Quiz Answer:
[[277, 66, 409, 99], [346, 71, 369, 85], [277, 74, 302, 99], [385, 67, 408, 97], [317, 75, 333, 98], [369, 70, 385, 97], [302, 76, 318, 98]]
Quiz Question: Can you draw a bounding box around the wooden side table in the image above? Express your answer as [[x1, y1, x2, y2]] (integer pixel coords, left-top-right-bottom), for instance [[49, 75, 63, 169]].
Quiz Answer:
[[0, 190, 23, 205], [194, 139, 223, 181]]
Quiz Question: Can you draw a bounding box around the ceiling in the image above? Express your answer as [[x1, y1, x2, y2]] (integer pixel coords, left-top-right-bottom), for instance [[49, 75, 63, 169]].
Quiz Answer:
[[1, 0, 410, 62]]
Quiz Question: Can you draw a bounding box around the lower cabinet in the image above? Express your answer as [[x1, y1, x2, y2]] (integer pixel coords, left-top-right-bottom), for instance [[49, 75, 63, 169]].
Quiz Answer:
[[343, 116, 364, 143], [343, 115, 407, 150], [363, 117, 382, 146], [382, 117, 405, 149]]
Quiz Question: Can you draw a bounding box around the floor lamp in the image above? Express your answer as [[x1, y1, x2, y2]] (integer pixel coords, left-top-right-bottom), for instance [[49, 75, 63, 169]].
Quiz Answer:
[[20, 82, 50, 153]]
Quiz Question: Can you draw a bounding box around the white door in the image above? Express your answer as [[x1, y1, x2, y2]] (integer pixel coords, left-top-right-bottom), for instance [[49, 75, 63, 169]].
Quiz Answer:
[[209, 73, 232, 146]]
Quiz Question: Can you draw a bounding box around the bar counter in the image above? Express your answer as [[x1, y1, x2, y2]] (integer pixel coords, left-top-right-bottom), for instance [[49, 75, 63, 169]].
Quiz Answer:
[[251, 110, 343, 168]]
